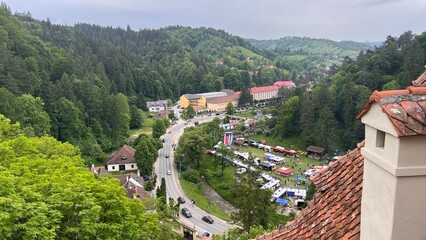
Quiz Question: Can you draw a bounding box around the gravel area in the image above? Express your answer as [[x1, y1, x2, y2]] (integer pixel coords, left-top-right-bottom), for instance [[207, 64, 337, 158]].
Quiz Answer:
[[200, 181, 239, 216]]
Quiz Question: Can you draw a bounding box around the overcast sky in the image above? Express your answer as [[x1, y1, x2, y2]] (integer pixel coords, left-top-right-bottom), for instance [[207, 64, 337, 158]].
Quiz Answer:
[[5, 0, 426, 42]]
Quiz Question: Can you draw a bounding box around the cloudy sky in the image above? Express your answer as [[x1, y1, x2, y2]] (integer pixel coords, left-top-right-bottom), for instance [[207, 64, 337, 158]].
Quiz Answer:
[[5, 0, 426, 42]]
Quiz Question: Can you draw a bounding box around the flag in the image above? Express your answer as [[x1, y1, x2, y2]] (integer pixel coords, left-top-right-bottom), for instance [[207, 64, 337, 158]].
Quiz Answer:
[[224, 132, 233, 146]]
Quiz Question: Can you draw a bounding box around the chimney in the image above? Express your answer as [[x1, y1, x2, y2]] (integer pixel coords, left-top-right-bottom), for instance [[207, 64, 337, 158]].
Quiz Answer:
[[358, 89, 426, 239]]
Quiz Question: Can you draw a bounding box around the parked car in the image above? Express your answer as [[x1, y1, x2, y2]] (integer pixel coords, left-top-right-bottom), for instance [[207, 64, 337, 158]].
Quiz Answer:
[[178, 196, 185, 204], [181, 208, 192, 218], [202, 215, 214, 224]]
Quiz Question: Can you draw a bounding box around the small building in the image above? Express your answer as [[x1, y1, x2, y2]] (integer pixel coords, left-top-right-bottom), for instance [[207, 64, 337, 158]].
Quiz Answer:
[[105, 145, 138, 172], [250, 85, 279, 101], [146, 100, 168, 112], [306, 145, 325, 159]]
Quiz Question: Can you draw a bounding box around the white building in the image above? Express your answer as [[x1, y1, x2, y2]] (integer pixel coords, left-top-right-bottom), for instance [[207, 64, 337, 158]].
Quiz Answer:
[[105, 145, 138, 172], [146, 100, 168, 112]]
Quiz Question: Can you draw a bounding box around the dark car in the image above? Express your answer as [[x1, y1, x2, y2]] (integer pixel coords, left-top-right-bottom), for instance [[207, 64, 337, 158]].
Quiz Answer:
[[181, 207, 192, 218], [201, 231, 211, 237], [178, 196, 185, 204], [202, 215, 214, 224]]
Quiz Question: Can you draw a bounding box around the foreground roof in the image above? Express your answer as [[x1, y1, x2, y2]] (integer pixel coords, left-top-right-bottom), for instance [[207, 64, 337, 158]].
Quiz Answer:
[[412, 68, 426, 87], [106, 145, 136, 165], [257, 142, 364, 240], [356, 86, 426, 136]]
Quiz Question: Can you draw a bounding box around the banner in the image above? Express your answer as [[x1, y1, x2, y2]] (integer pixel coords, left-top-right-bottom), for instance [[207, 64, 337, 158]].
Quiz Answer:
[[224, 132, 233, 146]]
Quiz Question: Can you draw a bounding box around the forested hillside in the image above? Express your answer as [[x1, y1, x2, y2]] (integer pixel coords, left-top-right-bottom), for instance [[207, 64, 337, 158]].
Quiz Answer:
[[248, 37, 372, 57], [0, 5, 289, 161], [271, 31, 426, 152]]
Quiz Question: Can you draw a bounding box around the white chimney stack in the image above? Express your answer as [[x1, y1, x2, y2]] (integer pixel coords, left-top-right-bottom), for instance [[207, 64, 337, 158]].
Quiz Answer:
[[358, 87, 426, 240]]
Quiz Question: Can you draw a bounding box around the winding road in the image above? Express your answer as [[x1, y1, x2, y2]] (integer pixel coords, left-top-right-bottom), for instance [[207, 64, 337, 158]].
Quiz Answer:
[[156, 114, 234, 235]]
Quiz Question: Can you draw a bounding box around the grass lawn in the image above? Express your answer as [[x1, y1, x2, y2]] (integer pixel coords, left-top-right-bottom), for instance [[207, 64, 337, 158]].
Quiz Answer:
[[179, 177, 232, 221], [129, 112, 156, 138], [234, 111, 256, 118]]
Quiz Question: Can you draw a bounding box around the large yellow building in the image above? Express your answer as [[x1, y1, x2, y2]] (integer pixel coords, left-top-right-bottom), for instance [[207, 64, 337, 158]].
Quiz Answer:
[[206, 94, 240, 112], [180, 94, 207, 109]]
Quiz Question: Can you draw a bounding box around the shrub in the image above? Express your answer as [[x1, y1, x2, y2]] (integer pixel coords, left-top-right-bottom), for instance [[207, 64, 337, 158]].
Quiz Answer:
[[182, 169, 200, 184]]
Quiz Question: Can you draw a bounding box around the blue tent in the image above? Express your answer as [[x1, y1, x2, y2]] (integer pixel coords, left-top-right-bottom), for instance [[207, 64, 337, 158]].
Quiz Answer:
[[276, 198, 289, 205]]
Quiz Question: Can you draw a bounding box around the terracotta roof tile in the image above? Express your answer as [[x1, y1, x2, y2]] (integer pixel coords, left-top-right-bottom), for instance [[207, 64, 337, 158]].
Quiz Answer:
[[357, 87, 426, 136], [412, 68, 426, 87], [256, 143, 364, 240]]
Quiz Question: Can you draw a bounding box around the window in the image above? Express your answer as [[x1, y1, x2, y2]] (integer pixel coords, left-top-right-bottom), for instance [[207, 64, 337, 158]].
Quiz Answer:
[[131, 164, 134, 168], [376, 130, 385, 148], [112, 166, 115, 170]]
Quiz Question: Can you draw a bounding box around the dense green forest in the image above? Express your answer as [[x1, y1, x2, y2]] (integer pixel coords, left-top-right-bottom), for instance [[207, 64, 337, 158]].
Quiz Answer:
[[270, 31, 426, 152]]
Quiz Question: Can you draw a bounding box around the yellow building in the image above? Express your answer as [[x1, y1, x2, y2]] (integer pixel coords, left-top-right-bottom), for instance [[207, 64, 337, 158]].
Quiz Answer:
[[206, 94, 240, 112], [180, 94, 207, 109]]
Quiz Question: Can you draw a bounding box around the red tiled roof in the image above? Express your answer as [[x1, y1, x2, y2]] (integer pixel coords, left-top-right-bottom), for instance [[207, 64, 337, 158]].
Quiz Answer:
[[257, 142, 364, 240], [274, 81, 296, 87], [106, 145, 136, 165], [356, 86, 426, 136], [208, 93, 240, 104], [412, 68, 426, 87], [250, 85, 279, 93]]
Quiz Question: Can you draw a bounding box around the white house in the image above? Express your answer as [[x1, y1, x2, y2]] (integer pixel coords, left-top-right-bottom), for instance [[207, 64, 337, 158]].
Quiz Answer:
[[105, 145, 138, 172], [146, 100, 168, 112]]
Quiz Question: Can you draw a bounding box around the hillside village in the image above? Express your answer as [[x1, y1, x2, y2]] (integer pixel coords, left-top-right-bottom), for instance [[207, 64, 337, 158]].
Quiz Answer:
[[2, 2, 426, 240]]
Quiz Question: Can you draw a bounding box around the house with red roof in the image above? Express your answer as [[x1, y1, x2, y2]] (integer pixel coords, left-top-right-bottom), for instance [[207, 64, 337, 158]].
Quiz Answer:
[[256, 71, 426, 239], [250, 85, 279, 101], [105, 145, 138, 172]]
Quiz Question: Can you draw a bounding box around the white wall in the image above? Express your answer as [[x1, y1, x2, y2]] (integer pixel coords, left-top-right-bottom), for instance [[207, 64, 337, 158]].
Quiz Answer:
[[107, 163, 138, 172]]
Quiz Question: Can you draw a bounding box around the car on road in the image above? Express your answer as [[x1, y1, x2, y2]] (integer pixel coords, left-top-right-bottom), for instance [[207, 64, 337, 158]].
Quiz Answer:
[[202, 215, 214, 224], [178, 196, 185, 204], [167, 170, 171, 175], [181, 207, 192, 218], [165, 154, 169, 158], [201, 231, 211, 237], [168, 130, 172, 134]]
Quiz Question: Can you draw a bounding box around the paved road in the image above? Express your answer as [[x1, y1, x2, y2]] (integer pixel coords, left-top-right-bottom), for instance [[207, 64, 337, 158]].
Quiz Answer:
[[156, 114, 234, 235]]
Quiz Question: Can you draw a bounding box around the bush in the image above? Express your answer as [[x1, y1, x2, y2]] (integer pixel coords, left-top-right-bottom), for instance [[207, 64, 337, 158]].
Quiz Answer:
[[181, 169, 200, 184], [144, 181, 154, 191]]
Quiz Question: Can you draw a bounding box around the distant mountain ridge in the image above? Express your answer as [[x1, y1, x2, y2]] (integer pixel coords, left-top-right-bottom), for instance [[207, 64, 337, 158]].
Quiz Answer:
[[247, 36, 374, 57]]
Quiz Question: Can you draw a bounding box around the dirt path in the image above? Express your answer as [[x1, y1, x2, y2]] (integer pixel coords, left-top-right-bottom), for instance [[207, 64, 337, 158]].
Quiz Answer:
[[200, 181, 239, 215]]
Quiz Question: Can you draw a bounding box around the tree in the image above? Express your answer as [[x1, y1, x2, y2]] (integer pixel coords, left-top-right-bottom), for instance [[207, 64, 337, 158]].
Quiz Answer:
[[231, 173, 274, 232], [226, 102, 235, 115], [14, 94, 51, 136], [135, 135, 158, 175], [215, 143, 234, 177], [0, 115, 164, 240], [175, 128, 207, 170], [274, 96, 301, 137], [184, 105, 196, 119], [129, 105, 143, 129], [314, 106, 338, 153], [238, 87, 253, 106], [152, 118, 166, 139]]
